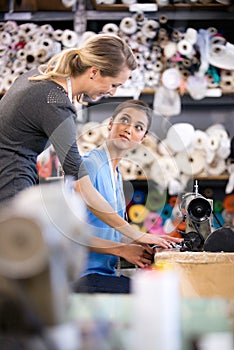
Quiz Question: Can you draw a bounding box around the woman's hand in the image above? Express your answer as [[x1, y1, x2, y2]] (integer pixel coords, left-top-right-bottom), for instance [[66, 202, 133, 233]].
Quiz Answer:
[[119, 244, 154, 268], [136, 233, 183, 249]]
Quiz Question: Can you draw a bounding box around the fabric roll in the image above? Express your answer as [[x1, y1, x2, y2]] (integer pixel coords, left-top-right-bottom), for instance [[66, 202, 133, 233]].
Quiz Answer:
[[205, 157, 226, 176], [62, 0, 77, 7], [61, 29, 78, 48], [193, 130, 208, 150], [53, 29, 63, 41], [163, 41, 177, 59], [175, 151, 205, 176], [80, 122, 102, 144], [213, 200, 224, 213], [161, 203, 173, 223], [141, 20, 159, 39], [223, 194, 234, 212], [145, 186, 167, 211], [143, 212, 164, 234], [132, 190, 146, 205], [128, 204, 149, 224], [119, 17, 137, 35], [177, 39, 194, 57], [102, 23, 119, 35], [166, 123, 195, 153], [186, 75, 207, 100], [77, 141, 96, 156], [0, 31, 11, 45], [162, 68, 181, 90]]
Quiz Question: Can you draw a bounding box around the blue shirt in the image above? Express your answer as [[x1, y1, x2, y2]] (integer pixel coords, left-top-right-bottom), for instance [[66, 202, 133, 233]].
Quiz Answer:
[[81, 148, 126, 276]]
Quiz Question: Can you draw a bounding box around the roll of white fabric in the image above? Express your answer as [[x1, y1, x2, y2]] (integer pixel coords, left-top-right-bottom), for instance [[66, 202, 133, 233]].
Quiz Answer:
[[80, 31, 96, 45], [175, 150, 205, 176], [163, 41, 177, 59], [141, 20, 159, 39], [166, 123, 195, 153], [184, 28, 198, 45], [193, 130, 208, 150], [205, 157, 226, 176], [126, 143, 156, 166], [40, 24, 54, 35], [0, 45, 8, 58], [217, 138, 231, 159], [62, 0, 77, 7], [3, 20, 18, 33], [0, 67, 11, 77], [119, 17, 137, 35], [211, 35, 226, 46], [102, 23, 119, 35], [53, 29, 64, 41], [0, 31, 12, 45], [77, 141, 96, 156], [2, 74, 17, 91], [11, 59, 26, 75], [121, 0, 136, 4], [150, 155, 180, 189], [16, 49, 27, 60], [177, 39, 194, 58], [96, 0, 115, 3], [61, 29, 78, 48], [80, 122, 102, 144], [162, 68, 181, 90], [186, 75, 208, 100], [207, 134, 219, 151]]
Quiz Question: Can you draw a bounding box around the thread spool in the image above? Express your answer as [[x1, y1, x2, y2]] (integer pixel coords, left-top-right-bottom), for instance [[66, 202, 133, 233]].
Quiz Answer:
[[132, 190, 146, 205], [145, 186, 167, 211], [128, 204, 149, 224], [144, 212, 164, 234]]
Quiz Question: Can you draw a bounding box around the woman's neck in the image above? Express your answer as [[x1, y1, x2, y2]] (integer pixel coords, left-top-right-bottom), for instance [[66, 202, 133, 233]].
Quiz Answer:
[[101, 141, 124, 173]]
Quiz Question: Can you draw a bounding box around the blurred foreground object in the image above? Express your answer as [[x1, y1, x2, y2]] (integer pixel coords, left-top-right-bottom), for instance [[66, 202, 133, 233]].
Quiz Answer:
[[0, 181, 90, 349]]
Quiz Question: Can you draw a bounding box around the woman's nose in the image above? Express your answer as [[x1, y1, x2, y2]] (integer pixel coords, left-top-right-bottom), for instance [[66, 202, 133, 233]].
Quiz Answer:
[[106, 86, 118, 96]]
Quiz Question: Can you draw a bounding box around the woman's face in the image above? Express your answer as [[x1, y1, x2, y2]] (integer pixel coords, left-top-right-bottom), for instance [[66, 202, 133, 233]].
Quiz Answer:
[[108, 107, 148, 152], [85, 67, 131, 101]]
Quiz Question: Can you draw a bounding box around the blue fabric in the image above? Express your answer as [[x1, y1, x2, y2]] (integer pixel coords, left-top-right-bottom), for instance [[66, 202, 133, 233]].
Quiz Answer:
[[81, 149, 126, 276]]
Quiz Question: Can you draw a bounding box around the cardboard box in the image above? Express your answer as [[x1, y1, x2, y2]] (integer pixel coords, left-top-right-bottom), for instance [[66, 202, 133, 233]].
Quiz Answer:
[[154, 251, 234, 298]]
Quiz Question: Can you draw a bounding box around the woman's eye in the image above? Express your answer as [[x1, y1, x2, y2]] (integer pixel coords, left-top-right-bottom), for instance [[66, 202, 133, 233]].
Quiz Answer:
[[136, 125, 143, 131], [121, 117, 129, 124]]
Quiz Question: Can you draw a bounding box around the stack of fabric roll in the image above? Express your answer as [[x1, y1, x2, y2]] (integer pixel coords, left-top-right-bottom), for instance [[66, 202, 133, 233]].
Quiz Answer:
[[0, 20, 85, 94], [1, 14, 234, 103], [77, 119, 231, 193]]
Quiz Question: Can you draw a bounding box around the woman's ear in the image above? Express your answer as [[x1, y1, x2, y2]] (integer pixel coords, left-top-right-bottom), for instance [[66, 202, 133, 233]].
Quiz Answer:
[[108, 118, 113, 131], [89, 66, 98, 79]]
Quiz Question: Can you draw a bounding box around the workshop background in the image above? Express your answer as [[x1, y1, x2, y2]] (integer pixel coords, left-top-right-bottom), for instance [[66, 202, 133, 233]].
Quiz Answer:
[[0, 1, 234, 350]]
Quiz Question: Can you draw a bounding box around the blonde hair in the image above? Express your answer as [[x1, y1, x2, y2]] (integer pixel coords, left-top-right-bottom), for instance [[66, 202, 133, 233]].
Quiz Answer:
[[29, 34, 137, 81]]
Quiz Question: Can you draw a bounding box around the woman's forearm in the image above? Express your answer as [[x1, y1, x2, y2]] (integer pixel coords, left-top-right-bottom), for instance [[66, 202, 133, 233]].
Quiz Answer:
[[74, 176, 143, 241], [74, 176, 178, 248]]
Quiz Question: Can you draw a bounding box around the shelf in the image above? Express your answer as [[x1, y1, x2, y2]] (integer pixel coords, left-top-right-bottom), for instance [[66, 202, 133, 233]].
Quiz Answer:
[[86, 7, 234, 21], [0, 11, 76, 22]]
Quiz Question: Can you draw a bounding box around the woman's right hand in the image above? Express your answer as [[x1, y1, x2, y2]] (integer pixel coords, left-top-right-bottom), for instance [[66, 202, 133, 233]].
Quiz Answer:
[[119, 244, 154, 268], [135, 232, 182, 249]]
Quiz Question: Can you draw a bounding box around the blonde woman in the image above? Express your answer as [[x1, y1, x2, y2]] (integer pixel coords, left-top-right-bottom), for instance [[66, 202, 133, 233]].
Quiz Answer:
[[0, 34, 179, 259]]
